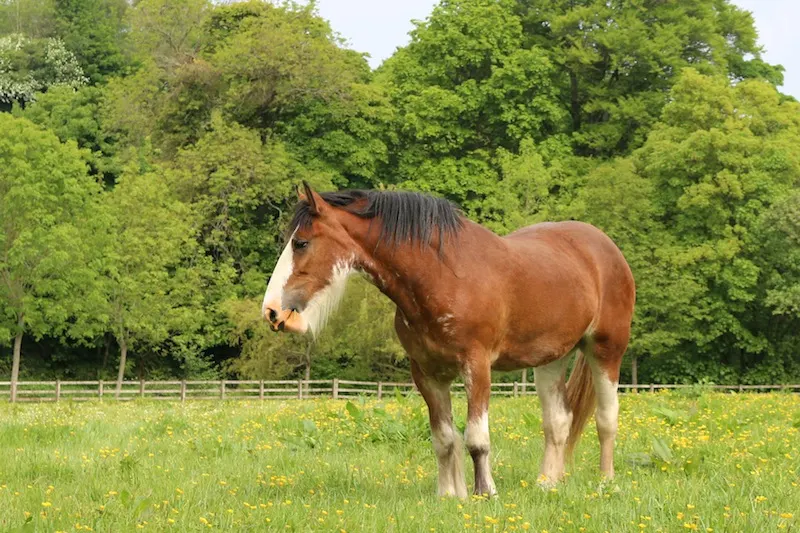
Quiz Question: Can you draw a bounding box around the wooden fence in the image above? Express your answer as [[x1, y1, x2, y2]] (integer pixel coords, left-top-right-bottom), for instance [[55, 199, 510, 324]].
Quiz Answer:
[[1, 380, 799, 403]]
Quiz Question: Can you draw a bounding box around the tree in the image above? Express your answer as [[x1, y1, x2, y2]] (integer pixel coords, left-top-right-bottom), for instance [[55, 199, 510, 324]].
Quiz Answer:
[[12, 85, 120, 184], [169, 114, 331, 289], [617, 70, 800, 383], [98, 169, 209, 395], [0, 33, 87, 110], [211, 2, 365, 132], [514, 0, 783, 155], [378, 0, 567, 218], [0, 114, 101, 400], [53, 0, 129, 83], [127, 0, 208, 73]]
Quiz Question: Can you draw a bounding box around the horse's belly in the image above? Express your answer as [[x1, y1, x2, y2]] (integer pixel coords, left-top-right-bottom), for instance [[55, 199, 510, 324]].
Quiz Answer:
[[493, 335, 579, 371]]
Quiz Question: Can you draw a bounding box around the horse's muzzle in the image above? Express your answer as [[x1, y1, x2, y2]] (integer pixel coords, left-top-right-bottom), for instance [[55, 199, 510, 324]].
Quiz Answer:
[[263, 303, 308, 334]]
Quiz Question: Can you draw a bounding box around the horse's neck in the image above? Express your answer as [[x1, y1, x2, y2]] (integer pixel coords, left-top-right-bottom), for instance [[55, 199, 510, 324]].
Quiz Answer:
[[353, 221, 492, 321], [359, 246, 443, 319]]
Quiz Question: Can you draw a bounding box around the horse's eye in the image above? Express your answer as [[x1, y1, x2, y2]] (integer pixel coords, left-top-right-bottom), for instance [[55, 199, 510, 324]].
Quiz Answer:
[[292, 239, 309, 250]]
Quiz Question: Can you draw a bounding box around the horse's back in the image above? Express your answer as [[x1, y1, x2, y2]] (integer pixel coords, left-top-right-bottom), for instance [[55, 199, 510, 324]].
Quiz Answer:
[[501, 220, 635, 345], [505, 221, 633, 292]]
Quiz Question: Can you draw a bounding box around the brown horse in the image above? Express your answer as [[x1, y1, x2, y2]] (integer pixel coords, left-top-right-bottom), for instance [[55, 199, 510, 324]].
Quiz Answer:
[[263, 183, 635, 497]]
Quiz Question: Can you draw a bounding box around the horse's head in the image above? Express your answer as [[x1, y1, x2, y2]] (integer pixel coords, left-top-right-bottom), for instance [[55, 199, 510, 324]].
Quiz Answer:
[[262, 182, 359, 335]]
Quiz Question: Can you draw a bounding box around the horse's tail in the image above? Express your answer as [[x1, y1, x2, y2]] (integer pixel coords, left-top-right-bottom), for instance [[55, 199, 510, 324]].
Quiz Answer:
[[565, 351, 596, 459]]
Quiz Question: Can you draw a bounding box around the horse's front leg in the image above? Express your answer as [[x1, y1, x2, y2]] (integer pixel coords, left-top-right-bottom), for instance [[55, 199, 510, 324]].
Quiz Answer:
[[411, 361, 467, 498], [464, 358, 497, 496]]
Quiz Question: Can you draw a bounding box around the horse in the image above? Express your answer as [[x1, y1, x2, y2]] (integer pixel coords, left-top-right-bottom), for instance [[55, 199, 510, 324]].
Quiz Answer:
[[262, 182, 636, 497]]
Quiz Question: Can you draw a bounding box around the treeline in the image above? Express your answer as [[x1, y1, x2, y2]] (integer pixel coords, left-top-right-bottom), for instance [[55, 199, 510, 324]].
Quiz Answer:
[[1, 0, 798, 387]]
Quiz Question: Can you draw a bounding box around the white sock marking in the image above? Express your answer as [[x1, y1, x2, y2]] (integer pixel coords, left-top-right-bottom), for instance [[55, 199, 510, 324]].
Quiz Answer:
[[534, 357, 572, 481], [464, 412, 490, 451]]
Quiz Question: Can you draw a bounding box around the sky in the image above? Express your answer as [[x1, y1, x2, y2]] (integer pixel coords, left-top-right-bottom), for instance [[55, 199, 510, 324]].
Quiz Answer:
[[315, 0, 800, 99]]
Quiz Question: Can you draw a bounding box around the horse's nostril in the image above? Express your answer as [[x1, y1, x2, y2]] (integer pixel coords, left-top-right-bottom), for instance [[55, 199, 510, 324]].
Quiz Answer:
[[277, 321, 285, 332], [268, 308, 278, 322]]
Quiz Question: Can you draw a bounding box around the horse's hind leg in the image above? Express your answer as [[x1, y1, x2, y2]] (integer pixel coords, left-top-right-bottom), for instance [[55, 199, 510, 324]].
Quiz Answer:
[[411, 360, 467, 498], [585, 336, 626, 478], [534, 355, 572, 485]]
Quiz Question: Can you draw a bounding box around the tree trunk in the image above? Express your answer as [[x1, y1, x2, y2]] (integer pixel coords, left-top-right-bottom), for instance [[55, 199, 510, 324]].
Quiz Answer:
[[115, 337, 127, 399], [10, 313, 24, 403]]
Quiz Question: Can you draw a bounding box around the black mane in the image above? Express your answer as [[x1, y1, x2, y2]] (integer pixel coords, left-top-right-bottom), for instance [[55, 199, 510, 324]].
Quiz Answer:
[[290, 189, 463, 251]]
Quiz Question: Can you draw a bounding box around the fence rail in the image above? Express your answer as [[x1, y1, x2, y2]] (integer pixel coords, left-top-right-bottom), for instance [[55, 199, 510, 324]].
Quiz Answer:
[[0, 380, 798, 403]]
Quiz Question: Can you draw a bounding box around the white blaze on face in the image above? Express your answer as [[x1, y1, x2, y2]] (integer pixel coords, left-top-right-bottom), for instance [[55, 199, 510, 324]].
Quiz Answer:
[[262, 233, 295, 319]]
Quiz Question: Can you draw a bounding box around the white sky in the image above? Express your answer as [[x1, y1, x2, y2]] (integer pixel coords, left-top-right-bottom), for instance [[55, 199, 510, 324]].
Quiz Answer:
[[315, 0, 800, 99]]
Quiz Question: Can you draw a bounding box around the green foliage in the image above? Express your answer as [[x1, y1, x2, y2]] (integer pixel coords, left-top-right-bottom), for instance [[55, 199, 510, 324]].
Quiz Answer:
[[211, 2, 365, 130], [127, 0, 208, 71], [0, 33, 86, 107], [12, 85, 119, 182], [169, 114, 328, 285], [578, 70, 800, 384], [379, 0, 567, 219], [53, 0, 128, 83], [98, 169, 209, 376], [515, 0, 776, 155], [0, 113, 102, 374]]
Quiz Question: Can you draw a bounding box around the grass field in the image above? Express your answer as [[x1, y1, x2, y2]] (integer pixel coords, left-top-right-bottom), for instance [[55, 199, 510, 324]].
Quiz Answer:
[[0, 391, 798, 532]]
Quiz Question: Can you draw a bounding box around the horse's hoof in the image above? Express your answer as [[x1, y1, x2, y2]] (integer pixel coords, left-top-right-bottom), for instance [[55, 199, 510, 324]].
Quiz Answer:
[[536, 474, 560, 490], [472, 488, 498, 499]]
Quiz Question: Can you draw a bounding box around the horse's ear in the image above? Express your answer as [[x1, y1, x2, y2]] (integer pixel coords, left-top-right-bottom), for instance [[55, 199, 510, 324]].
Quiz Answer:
[[302, 181, 327, 215]]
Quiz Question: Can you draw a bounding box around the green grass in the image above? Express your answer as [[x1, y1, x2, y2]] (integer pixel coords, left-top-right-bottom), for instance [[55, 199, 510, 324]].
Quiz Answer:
[[0, 391, 798, 532]]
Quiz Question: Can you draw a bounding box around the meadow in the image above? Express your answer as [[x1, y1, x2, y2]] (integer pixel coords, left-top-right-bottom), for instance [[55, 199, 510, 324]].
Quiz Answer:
[[0, 391, 797, 532]]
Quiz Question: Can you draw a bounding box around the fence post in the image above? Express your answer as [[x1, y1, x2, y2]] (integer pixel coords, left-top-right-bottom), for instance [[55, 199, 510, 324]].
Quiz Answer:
[[139, 380, 145, 399], [259, 380, 264, 400], [739, 384, 743, 393], [55, 379, 61, 402], [180, 381, 187, 403], [220, 380, 226, 400], [513, 382, 518, 397], [98, 380, 104, 400], [298, 380, 303, 399], [649, 383, 655, 393], [333, 378, 339, 399], [377, 382, 383, 400]]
